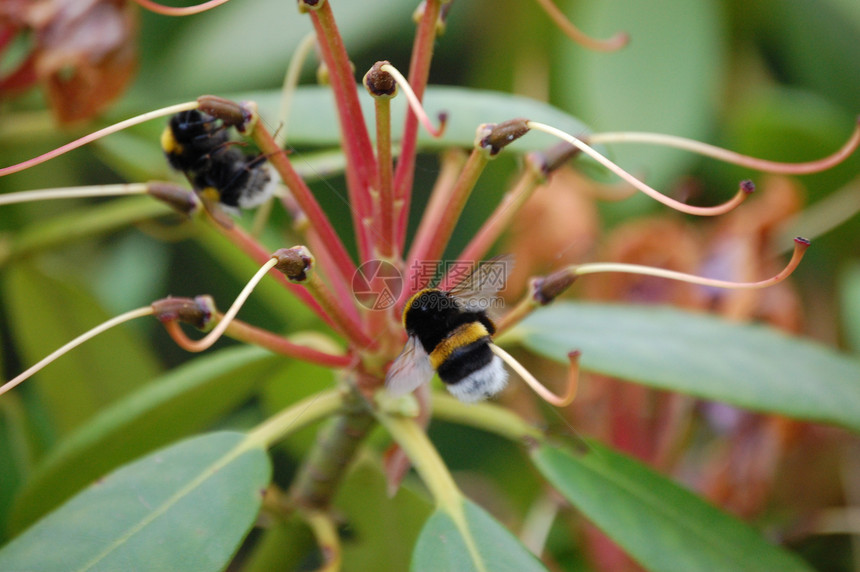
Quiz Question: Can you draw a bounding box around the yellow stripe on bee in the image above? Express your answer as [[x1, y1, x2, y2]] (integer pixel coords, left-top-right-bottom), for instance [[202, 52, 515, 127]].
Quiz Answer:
[[429, 322, 490, 370], [199, 187, 220, 203], [160, 127, 182, 154]]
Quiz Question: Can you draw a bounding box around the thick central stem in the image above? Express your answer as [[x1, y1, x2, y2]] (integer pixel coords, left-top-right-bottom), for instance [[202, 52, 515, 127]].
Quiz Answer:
[[289, 389, 376, 510]]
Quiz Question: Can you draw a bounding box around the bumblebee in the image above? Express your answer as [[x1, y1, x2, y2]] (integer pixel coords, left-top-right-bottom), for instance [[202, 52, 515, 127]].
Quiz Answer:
[[385, 257, 511, 403], [161, 109, 275, 213]]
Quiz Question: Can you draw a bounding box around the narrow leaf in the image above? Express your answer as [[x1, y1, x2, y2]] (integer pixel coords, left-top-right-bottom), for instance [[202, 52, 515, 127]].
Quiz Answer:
[[0, 431, 271, 572], [532, 442, 811, 572], [8, 346, 280, 534], [412, 499, 546, 572], [2, 263, 161, 434], [510, 302, 860, 433]]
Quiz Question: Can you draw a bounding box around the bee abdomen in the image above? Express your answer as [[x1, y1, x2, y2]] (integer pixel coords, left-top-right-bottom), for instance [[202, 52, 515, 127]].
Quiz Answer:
[[436, 338, 494, 384]]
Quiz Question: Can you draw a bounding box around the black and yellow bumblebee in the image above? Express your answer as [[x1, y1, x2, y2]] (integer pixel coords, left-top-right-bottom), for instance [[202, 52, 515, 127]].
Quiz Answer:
[[161, 109, 275, 213], [385, 257, 511, 402]]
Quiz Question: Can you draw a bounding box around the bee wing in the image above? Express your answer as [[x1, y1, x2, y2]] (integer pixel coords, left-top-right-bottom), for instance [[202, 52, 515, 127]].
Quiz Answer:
[[448, 254, 514, 308], [385, 336, 435, 397]]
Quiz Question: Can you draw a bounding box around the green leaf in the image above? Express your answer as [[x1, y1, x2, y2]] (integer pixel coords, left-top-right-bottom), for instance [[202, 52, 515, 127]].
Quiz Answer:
[[508, 302, 860, 433], [243, 85, 597, 155], [149, 1, 417, 99], [0, 431, 271, 572], [711, 87, 859, 198], [748, 0, 860, 116], [8, 346, 281, 534], [532, 442, 811, 572], [335, 455, 433, 572], [2, 262, 161, 435], [840, 262, 860, 354], [412, 498, 547, 572], [555, 0, 726, 189], [0, 394, 35, 543]]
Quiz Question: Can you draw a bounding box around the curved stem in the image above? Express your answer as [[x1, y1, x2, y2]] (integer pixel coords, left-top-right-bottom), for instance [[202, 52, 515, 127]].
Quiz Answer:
[[380, 64, 446, 138], [588, 121, 860, 174], [532, 0, 629, 52], [573, 236, 809, 289], [301, 509, 342, 572], [246, 389, 344, 449], [276, 31, 318, 148], [131, 0, 231, 16], [491, 344, 579, 407], [251, 122, 357, 288], [527, 121, 752, 216], [431, 394, 544, 443], [164, 259, 278, 352], [0, 307, 154, 397], [0, 101, 198, 177], [374, 411, 462, 513]]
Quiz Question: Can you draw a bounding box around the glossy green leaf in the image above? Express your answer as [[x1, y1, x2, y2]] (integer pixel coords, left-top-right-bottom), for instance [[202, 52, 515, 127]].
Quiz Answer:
[[532, 442, 811, 572], [0, 431, 270, 572], [244, 85, 597, 155], [509, 302, 860, 432], [556, 0, 725, 189], [412, 498, 546, 572], [151, 1, 417, 98], [2, 262, 161, 434], [840, 262, 860, 354], [8, 346, 281, 534]]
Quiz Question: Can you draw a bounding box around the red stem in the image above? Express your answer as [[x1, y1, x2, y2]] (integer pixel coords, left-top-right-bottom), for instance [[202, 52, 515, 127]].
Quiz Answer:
[[405, 149, 490, 294], [219, 224, 341, 333], [375, 97, 395, 258], [393, 0, 443, 252], [164, 318, 354, 368], [451, 162, 544, 276], [251, 124, 356, 290], [310, 3, 377, 262]]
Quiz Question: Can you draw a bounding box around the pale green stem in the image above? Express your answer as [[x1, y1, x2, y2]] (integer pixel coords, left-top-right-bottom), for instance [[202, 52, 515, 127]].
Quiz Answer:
[[0, 183, 148, 205], [380, 63, 445, 137], [588, 123, 860, 174], [245, 389, 344, 449], [276, 31, 318, 148], [430, 394, 544, 443], [0, 307, 154, 397], [169, 258, 279, 352], [0, 101, 198, 177]]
